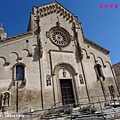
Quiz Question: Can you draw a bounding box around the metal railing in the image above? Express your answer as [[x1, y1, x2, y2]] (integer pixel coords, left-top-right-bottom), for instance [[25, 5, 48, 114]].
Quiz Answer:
[[18, 95, 120, 120]]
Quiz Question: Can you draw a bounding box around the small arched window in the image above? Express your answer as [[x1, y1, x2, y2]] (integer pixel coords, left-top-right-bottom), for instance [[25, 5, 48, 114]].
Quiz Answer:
[[16, 65, 24, 81], [94, 64, 105, 80]]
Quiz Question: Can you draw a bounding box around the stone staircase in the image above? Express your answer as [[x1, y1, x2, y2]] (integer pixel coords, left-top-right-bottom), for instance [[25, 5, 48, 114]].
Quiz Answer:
[[1, 100, 120, 120]]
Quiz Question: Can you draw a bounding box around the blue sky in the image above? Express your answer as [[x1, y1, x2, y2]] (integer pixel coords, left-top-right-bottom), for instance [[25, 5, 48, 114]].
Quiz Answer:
[[0, 0, 120, 64]]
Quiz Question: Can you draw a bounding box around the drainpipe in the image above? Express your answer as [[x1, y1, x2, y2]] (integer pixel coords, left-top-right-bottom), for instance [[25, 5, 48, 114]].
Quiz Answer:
[[16, 81, 18, 112]]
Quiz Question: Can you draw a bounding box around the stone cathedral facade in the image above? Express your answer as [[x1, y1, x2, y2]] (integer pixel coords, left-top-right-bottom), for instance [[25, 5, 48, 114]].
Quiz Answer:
[[0, 2, 119, 112]]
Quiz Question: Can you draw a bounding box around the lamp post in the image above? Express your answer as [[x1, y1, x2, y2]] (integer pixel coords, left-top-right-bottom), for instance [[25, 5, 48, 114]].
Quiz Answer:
[[16, 81, 18, 112]]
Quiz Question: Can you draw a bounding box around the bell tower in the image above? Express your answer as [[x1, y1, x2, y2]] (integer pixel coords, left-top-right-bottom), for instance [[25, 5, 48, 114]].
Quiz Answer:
[[0, 23, 7, 40]]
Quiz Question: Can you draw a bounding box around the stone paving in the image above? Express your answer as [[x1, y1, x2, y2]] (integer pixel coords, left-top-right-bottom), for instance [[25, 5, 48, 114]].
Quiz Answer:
[[0, 102, 120, 120]]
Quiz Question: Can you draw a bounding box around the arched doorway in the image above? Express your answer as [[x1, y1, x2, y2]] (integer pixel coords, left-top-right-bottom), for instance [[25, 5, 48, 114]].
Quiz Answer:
[[53, 63, 78, 105]]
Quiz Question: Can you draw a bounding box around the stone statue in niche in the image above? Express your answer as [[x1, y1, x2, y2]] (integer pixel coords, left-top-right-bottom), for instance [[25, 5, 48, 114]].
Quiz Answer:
[[79, 74, 84, 84], [46, 74, 51, 86], [108, 85, 115, 99], [63, 69, 66, 77], [1, 91, 11, 107]]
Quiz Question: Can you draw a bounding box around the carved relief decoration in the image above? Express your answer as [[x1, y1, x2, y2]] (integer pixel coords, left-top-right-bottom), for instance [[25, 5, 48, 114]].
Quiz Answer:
[[79, 74, 84, 84], [46, 74, 52, 86], [34, 2, 74, 23], [62, 69, 66, 77], [1, 91, 11, 107], [49, 26, 70, 47]]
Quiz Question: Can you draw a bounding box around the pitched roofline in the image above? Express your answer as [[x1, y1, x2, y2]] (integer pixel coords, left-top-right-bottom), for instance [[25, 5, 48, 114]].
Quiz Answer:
[[33, 1, 75, 17], [35, 1, 55, 8], [28, 1, 79, 32], [113, 62, 120, 66], [33, 1, 77, 21], [0, 31, 33, 45], [84, 38, 110, 55]]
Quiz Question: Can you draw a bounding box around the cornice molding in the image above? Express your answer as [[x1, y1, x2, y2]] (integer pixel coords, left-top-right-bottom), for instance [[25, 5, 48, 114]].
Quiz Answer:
[[33, 2, 76, 23], [0, 31, 33, 45], [84, 38, 110, 55]]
